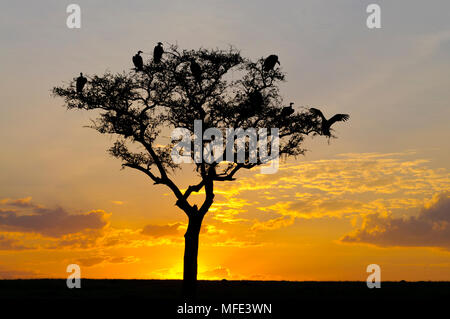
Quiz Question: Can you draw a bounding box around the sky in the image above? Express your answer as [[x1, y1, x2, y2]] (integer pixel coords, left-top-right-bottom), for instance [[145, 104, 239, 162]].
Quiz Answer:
[[0, 0, 449, 280]]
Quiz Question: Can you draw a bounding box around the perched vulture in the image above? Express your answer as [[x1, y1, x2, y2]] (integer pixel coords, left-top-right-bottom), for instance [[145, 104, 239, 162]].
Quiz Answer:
[[133, 51, 144, 71], [153, 42, 164, 63], [263, 54, 280, 71], [281, 102, 295, 117], [76, 73, 87, 93]]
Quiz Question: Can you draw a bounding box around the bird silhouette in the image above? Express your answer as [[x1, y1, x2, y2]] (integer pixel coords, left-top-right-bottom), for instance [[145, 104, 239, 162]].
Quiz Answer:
[[309, 108, 349, 137], [133, 51, 144, 71], [190, 60, 202, 84], [263, 55, 280, 71], [281, 102, 295, 117], [76, 73, 87, 93], [153, 42, 164, 63]]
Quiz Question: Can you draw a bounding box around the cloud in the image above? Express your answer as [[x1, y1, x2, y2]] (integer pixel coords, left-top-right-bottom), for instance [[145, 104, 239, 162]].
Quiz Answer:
[[0, 205, 109, 237], [251, 215, 295, 231], [0, 197, 36, 208], [211, 238, 263, 248], [201, 224, 226, 236], [0, 224, 184, 252], [0, 233, 30, 250], [141, 223, 182, 238], [210, 196, 251, 223], [77, 256, 106, 267], [49, 225, 184, 250], [341, 192, 450, 249], [109, 256, 139, 264], [77, 255, 139, 267], [0, 266, 38, 279], [0, 200, 185, 252], [210, 152, 449, 232], [275, 154, 446, 196]]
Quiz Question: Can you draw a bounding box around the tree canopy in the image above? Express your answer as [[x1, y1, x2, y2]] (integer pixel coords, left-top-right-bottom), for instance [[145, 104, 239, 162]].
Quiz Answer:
[[53, 45, 322, 218]]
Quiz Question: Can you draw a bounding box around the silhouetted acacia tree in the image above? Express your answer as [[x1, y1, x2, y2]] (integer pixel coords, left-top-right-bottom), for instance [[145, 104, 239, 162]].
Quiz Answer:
[[53, 45, 339, 298]]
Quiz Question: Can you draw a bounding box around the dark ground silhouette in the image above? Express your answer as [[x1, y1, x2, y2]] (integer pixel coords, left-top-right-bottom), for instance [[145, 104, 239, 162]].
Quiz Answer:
[[1, 279, 449, 300], [1, 280, 447, 316]]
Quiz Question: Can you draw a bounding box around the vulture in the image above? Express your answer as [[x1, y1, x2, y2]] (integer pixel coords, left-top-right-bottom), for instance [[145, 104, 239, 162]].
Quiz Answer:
[[132, 51, 144, 71], [190, 60, 202, 84], [76, 73, 87, 93], [153, 42, 164, 63], [263, 54, 280, 71], [281, 102, 295, 117], [309, 108, 349, 136]]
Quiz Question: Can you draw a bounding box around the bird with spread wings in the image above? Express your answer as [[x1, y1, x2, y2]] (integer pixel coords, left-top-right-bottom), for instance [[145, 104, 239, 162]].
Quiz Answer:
[[310, 108, 349, 137]]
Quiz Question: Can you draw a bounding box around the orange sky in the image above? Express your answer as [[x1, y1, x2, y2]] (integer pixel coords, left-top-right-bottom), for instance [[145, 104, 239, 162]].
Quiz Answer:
[[1, 152, 449, 280], [1, 1, 449, 280]]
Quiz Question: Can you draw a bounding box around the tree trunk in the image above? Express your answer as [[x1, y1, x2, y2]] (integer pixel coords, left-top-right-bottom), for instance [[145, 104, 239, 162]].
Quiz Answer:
[[182, 214, 203, 299]]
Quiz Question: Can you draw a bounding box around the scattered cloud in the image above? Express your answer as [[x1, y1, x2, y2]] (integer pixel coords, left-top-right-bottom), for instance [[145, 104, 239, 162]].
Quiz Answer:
[[341, 192, 450, 249], [0, 197, 36, 208], [77, 256, 106, 267], [210, 196, 251, 223], [201, 224, 226, 236], [0, 198, 182, 252], [0, 206, 109, 237], [0, 233, 31, 250], [77, 255, 139, 267], [0, 266, 38, 279], [251, 215, 295, 231], [211, 238, 263, 248], [211, 152, 449, 232], [141, 223, 182, 238], [1, 151, 448, 279]]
